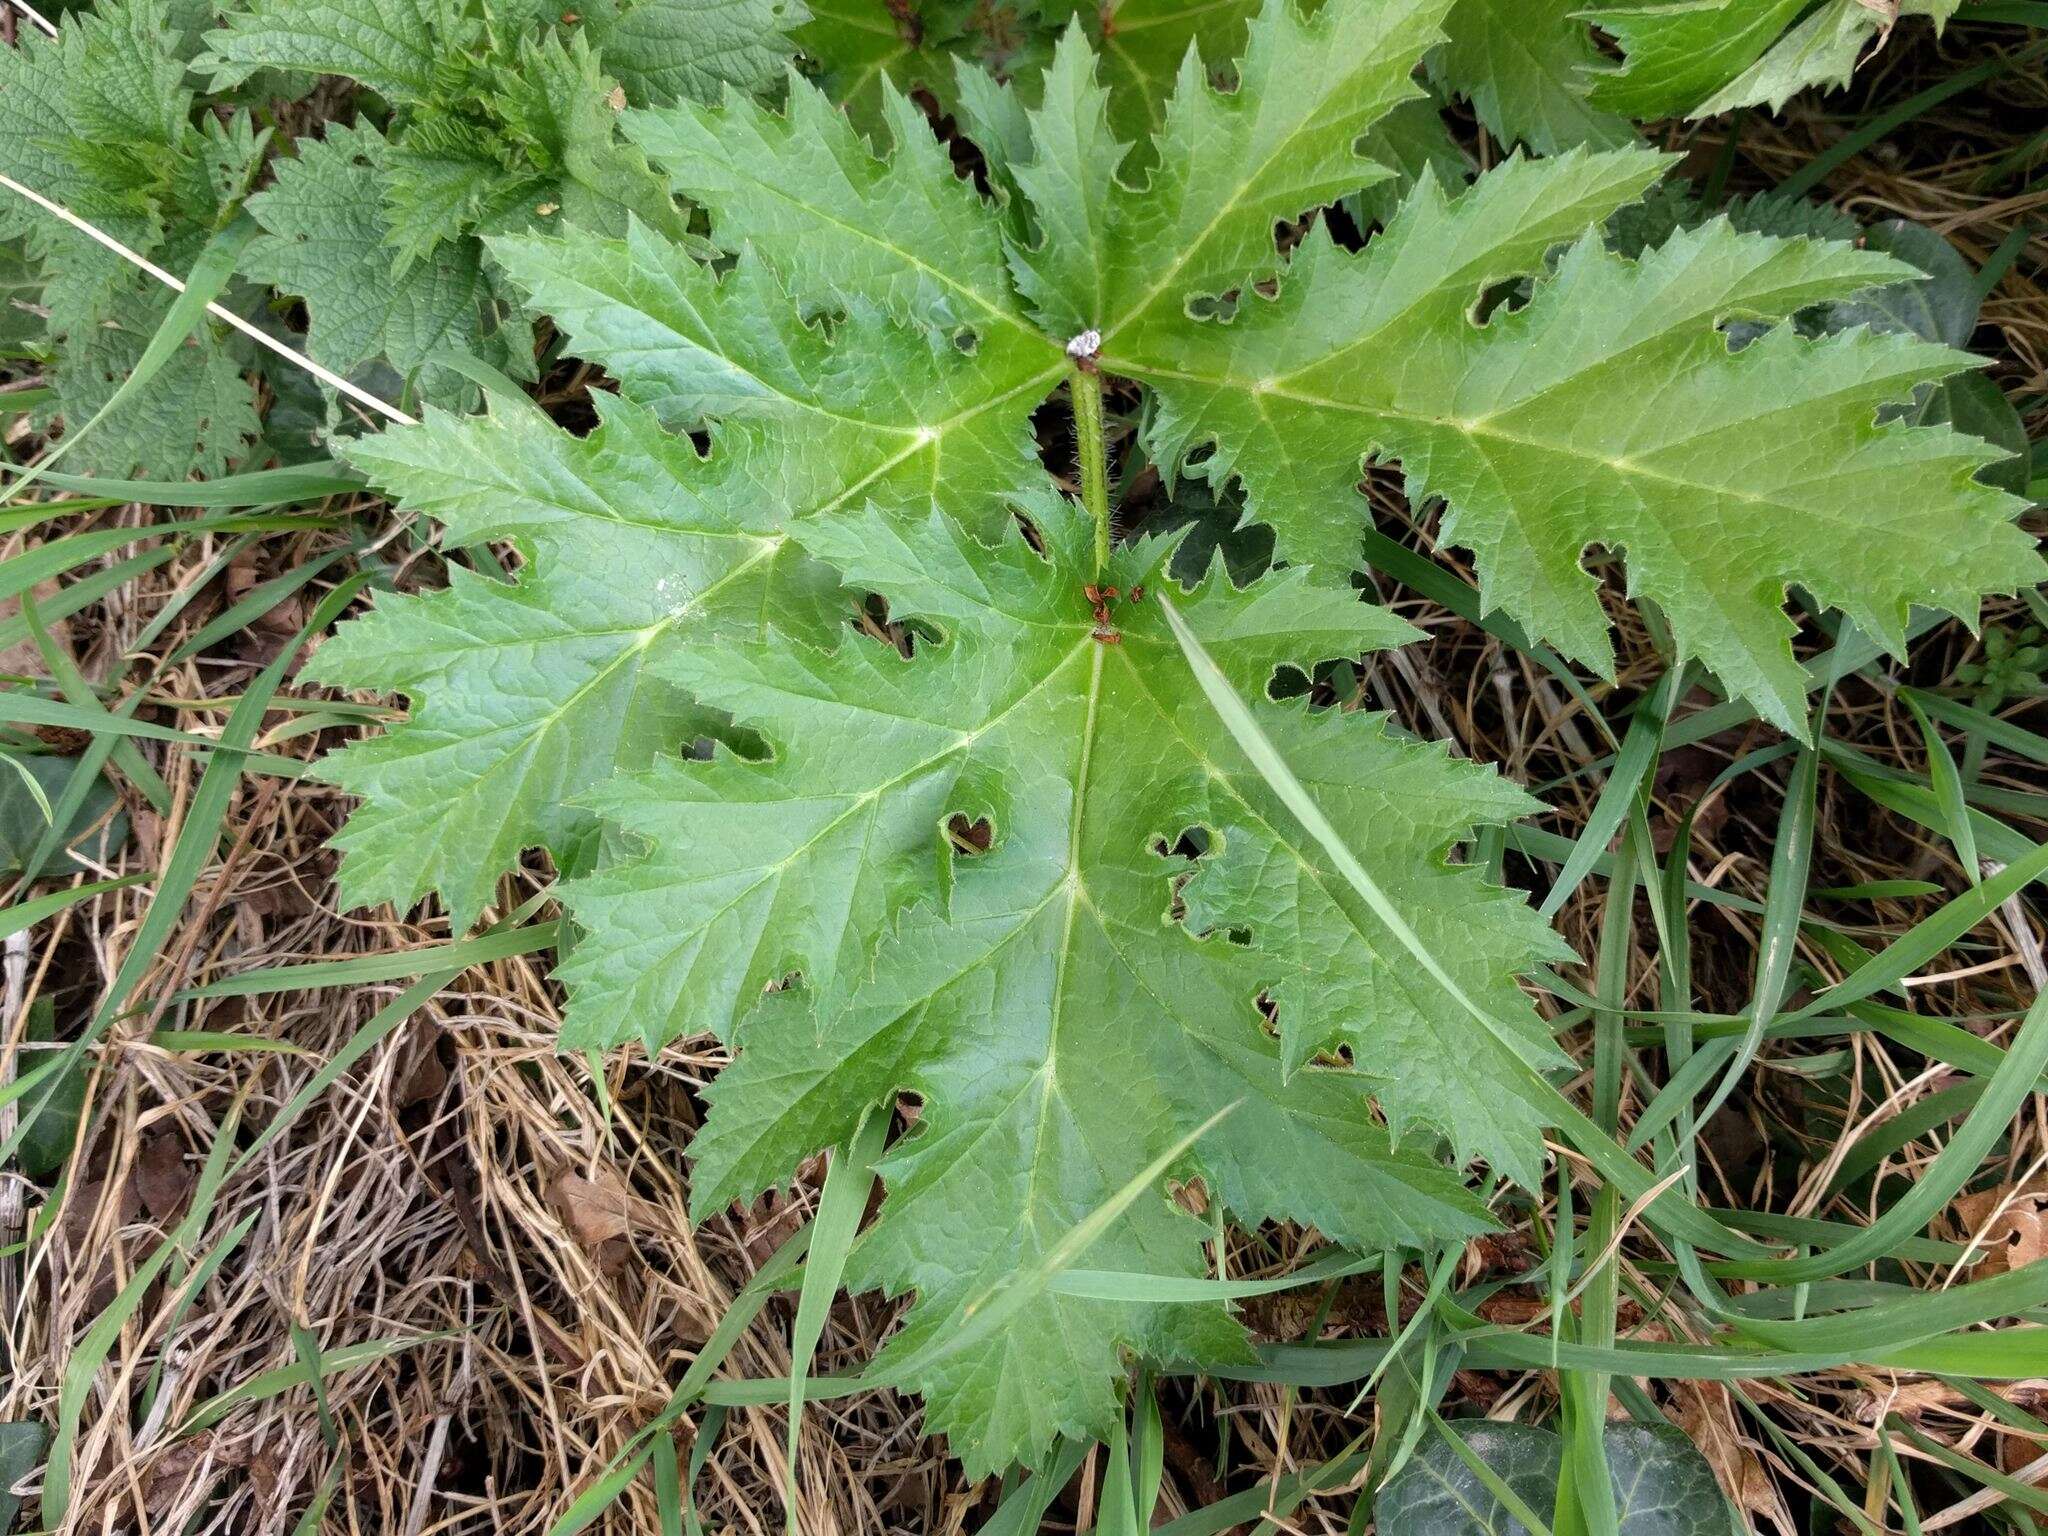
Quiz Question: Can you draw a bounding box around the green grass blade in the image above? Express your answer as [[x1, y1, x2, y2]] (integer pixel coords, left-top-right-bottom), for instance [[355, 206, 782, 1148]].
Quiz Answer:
[[1156, 591, 1763, 1259], [1691, 727, 1822, 1134], [1780, 841, 2048, 1027], [784, 1109, 887, 1535], [1426, 1410, 1556, 1536], [171, 921, 565, 1003], [5, 461, 360, 506], [1712, 984, 2048, 1282], [1903, 692, 1980, 878], [0, 576, 371, 1181], [176, 1333, 453, 1435], [0, 217, 256, 503], [978, 1440, 1089, 1535], [1539, 670, 1678, 921], [23, 592, 172, 812], [44, 1212, 256, 1524]]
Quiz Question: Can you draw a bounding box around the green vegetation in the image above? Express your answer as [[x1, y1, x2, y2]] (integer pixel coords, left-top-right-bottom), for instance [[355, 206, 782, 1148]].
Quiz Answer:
[[1, 0, 2044, 1531]]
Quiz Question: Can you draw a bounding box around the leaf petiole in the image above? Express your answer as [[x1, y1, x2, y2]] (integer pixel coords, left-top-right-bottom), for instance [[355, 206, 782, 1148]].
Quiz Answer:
[[1069, 339, 1111, 575]]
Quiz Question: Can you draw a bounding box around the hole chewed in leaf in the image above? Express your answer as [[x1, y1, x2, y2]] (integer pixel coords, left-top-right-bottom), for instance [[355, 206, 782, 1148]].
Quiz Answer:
[[944, 812, 992, 856]]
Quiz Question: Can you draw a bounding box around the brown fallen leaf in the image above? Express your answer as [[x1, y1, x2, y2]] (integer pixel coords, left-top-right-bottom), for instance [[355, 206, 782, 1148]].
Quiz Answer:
[[1953, 1177, 2048, 1275], [1675, 1381, 1796, 1536], [394, 1024, 450, 1109], [55, 1175, 142, 1313], [135, 1129, 193, 1224], [1855, 1376, 2048, 1427], [549, 1165, 658, 1250]]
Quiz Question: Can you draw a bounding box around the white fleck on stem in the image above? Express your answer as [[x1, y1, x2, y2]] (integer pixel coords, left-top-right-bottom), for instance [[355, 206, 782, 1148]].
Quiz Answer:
[[0, 171, 419, 429], [1065, 328, 1102, 362]]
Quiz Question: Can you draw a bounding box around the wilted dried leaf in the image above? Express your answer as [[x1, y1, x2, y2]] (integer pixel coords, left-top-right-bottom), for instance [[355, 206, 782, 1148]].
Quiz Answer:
[[135, 1129, 193, 1223], [549, 1165, 655, 1250], [1675, 1382, 1795, 1536], [1954, 1177, 2048, 1275]]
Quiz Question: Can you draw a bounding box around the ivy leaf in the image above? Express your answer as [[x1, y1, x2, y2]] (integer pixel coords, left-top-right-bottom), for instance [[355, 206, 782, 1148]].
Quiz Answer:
[[1589, 0, 1961, 119], [1378, 1421, 1730, 1536], [1378, 1422, 1564, 1536], [563, 497, 1545, 1468]]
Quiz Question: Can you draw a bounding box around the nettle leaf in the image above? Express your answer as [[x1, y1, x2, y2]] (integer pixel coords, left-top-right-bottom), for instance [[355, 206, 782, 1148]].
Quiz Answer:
[[0, 0, 263, 477], [0, 242, 39, 352], [1590, 0, 1962, 119], [38, 267, 263, 478], [574, 0, 810, 108], [322, 0, 2039, 1469], [206, 0, 790, 414], [207, 0, 805, 106], [241, 123, 534, 409]]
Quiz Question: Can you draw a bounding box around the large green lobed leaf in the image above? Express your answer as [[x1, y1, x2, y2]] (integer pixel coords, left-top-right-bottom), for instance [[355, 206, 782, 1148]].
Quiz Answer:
[[319, 0, 2041, 1469]]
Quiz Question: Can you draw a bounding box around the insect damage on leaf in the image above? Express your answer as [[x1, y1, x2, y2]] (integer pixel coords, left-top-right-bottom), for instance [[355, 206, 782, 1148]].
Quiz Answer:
[[631, 2, 2036, 738], [562, 494, 1559, 1468], [318, 0, 2042, 1472]]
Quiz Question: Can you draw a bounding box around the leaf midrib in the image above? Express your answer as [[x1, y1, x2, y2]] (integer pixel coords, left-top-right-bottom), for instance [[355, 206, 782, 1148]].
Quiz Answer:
[[1107, 634, 1532, 1095], [1116, 356, 1921, 525], [626, 633, 1098, 1033], [1097, 16, 1428, 343]]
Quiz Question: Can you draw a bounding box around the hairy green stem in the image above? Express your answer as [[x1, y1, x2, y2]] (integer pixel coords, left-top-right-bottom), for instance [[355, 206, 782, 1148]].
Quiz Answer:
[[1071, 363, 1110, 575]]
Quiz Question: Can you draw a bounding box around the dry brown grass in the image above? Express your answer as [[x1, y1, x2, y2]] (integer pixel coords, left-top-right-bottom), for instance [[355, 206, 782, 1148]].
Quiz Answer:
[[3, 13, 2047, 1534]]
